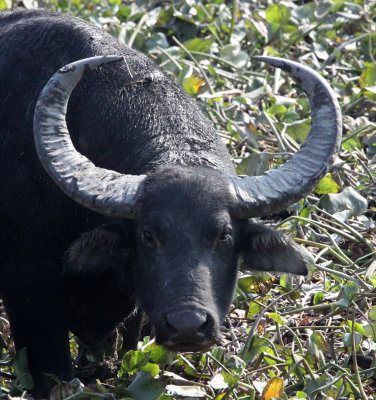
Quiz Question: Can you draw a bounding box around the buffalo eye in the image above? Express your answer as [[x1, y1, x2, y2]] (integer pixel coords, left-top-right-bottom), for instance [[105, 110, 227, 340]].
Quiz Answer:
[[219, 228, 232, 243], [142, 230, 155, 246]]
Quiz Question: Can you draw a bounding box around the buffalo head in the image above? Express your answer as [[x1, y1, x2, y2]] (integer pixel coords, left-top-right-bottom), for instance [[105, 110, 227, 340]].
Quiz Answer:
[[34, 55, 341, 351]]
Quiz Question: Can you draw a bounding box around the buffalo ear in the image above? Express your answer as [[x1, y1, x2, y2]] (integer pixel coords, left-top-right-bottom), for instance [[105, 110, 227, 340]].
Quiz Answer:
[[63, 223, 132, 279], [239, 222, 309, 275], [62, 223, 136, 345]]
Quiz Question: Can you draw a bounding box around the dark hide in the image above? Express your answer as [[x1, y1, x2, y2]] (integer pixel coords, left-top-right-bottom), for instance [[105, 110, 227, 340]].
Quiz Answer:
[[0, 9, 308, 397], [62, 223, 137, 347]]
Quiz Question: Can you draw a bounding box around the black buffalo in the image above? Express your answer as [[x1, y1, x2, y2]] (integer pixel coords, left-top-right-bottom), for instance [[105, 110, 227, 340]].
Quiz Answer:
[[0, 8, 342, 397]]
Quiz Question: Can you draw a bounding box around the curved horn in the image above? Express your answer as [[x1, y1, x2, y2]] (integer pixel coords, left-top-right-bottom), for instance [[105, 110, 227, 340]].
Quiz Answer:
[[33, 56, 146, 218], [229, 56, 342, 218]]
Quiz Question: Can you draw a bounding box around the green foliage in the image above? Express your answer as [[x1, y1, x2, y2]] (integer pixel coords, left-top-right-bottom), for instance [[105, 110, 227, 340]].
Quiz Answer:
[[320, 186, 368, 216], [266, 312, 287, 326], [360, 62, 376, 89], [10, 347, 34, 395], [315, 173, 340, 195], [266, 4, 291, 25], [127, 372, 164, 400], [0, 0, 8, 11], [182, 74, 205, 96], [1, 0, 376, 399]]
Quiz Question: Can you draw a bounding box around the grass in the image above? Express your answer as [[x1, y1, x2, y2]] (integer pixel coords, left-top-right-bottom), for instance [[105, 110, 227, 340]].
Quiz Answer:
[[1, 0, 376, 399]]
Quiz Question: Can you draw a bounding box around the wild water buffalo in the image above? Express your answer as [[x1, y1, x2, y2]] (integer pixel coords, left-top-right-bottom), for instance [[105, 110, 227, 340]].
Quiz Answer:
[[0, 8, 341, 397]]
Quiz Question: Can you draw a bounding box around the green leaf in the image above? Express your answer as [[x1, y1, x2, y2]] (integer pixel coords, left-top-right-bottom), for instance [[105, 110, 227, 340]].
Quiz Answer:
[[295, 2, 314, 19], [262, 347, 277, 365], [364, 134, 376, 157], [178, 65, 193, 85], [182, 75, 205, 95], [343, 332, 362, 347], [359, 62, 376, 88], [128, 372, 164, 400], [342, 138, 360, 152], [315, 173, 340, 194], [313, 292, 324, 305], [346, 320, 365, 336], [145, 33, 169, 52], [243, 336, 268, 363], [370, 277, 376, 288], [363, 322, 376, 339], [220, 44, 249, 68], [266, 312, 287, 325], [225, 355, 246, 374], [178, 354, 197, 376], [121, 350, 150, 374], [184, 37, 213, 52], [369, 305, 376, 321], [157, 7, 173, 25], [266, 4, 291, 24], [268, 103, 287, 116], [305, 373, 329, 396], [285, 119, 311, 143], [310, 331, 328, 351], [344, 281, 360, 299], [237, 275, 274, 294], [236, 153, 270, 176], [299, 206, 313, 220], [319, 186, 368, 216], [140, 363, 160, 377], [264, 45, 279, 56], [12, 348, 34, 391], [117, 5, 131, 18], [307, 334, 325, 366], [147, 343, 175, 367], [222, 371, 240, 386], [247, 302, 260, 318], [0, 0, 8, 10], [336, 281, 359, 307], [315, 1, 334, 18]]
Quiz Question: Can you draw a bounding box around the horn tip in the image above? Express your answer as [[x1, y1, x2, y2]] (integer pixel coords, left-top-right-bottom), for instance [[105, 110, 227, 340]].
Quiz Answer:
[[253, 56, 296, 73]]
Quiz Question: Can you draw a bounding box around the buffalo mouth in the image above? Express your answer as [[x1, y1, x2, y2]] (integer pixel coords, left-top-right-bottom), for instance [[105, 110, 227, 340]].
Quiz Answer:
[[153, 308, 221, 353], [162, 340, 215, 353]]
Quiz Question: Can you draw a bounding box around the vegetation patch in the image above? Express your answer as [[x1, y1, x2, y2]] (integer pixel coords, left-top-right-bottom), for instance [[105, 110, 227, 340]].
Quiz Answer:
[[1, 0, 376, 399]]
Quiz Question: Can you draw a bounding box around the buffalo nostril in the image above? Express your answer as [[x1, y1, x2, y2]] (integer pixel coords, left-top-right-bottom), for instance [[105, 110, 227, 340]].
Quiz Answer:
[[165, 310, 208, 340]]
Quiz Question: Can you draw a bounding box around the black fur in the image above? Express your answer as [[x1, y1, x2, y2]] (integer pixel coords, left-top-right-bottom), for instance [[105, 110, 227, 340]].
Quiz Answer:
[[0, 9, 308, 396]]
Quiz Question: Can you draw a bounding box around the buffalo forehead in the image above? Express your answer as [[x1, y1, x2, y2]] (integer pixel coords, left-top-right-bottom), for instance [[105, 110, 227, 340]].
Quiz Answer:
[[142, 166, 233, 210]]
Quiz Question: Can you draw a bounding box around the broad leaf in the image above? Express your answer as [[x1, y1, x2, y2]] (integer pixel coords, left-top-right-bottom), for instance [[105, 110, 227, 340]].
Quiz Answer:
[[315, 173, 340, 194], [266, 312, 287, 325], [360, 62, 376, 88], [236, 153, 270, 176], [220, 44, 249, 68], [261, 376, 284, 400], [183, 75, 205, 95], [320, 186, 368, 216], [128, 372, 164, 400], [12, 347, 34, 391], [266, 4, 291, 24]]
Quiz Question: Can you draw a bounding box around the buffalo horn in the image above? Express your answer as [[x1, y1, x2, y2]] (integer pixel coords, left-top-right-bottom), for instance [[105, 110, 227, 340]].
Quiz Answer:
[[228, 56, 342, 218], [33, 55, 146, 218]]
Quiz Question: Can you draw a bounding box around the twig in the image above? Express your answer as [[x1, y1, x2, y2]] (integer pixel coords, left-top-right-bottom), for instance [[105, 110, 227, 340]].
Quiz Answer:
[[128, 13, 149, 48], [240, 284, 302, 360], [321, 33, 370, 70], [351, 313, 368, 400]]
